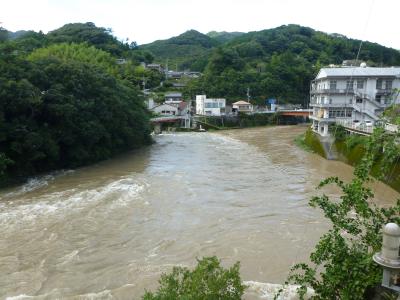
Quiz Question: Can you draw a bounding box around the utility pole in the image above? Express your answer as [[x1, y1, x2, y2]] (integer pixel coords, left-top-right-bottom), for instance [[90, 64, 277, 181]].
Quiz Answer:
[[165, 59, 169, 80], [246, 87, 251, 102], [142, 75, 146, 92]]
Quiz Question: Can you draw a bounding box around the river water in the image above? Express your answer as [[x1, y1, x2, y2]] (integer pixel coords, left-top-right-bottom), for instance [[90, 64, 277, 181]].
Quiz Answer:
[[0, 126, 398, 299]]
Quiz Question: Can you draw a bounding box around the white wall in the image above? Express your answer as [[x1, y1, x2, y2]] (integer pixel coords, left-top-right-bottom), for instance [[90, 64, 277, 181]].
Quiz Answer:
[[151, 104, 178, 116], [196, 95, 206, 115], [196, 95, 226, 116]]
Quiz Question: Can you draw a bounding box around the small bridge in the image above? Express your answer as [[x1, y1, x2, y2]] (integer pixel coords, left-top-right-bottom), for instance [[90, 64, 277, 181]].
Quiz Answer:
[[335, 120, 398, 136], [279, 109, 312, 117], [150, 116, 191, 133], [150, 116, 185, 123], [335, 119, 373, 136]]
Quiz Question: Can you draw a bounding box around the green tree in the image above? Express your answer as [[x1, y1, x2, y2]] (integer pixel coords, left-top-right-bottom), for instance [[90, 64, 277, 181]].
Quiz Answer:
[[142, 257, 246, 299], [0, 42, 151, 186]]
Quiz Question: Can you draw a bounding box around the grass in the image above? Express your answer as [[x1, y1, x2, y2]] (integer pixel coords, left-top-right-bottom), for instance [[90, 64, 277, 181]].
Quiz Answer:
[[294, 132, 314, 153]]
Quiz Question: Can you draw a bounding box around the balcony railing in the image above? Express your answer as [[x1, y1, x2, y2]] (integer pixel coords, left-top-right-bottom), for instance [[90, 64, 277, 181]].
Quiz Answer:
[[376, 88, 393, 95], [310, 88, 355, 95], [310, 101, 352, 107], [309, 115, 336, 122]]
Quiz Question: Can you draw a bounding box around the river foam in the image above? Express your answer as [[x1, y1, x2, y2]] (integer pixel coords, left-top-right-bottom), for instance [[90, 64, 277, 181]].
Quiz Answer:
[[0, 176, 146, 227], [6, 281, 314, 300], [244, 281, 314, 299]]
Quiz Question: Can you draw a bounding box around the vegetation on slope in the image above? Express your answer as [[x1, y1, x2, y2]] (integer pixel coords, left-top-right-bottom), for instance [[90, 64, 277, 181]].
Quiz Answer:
[[142, 24, 400, 105], [141, 30, 218, 71], [281, 127, 400, 299], [206, 31, 245, 43], [0, 24, 154, 186]]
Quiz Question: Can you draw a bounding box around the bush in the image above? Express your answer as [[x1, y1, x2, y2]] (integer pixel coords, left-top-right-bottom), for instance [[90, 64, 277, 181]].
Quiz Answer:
[[142, 256, 246, 299], [330, 124, 347, 141], [304, 129, 326, 158]]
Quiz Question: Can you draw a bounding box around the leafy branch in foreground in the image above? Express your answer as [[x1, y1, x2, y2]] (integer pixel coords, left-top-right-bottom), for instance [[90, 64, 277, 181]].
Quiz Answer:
[[142, 256, 246, 300], [278, 127, 400, 299]]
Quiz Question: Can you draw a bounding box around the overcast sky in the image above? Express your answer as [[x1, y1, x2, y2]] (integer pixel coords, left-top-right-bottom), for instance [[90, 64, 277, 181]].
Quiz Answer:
[[2, 0, 399, 49]]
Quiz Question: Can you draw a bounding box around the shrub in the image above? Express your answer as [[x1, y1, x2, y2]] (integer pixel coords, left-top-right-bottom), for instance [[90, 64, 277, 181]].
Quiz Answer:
[[142, 256, 246, 299], [304, 129, 326, 158]]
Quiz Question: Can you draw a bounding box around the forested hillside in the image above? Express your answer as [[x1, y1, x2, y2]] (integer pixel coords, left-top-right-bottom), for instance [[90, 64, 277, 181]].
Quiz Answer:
[[0, 23, 156, 186], [143, 24, 400, 104], [141, 30, 219, 71]]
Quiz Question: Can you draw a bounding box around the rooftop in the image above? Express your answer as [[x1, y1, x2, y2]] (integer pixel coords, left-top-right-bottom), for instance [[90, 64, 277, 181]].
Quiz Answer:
[[316, 67, 400, 79], [233, 100, 251, 105], [165, 92, 182, 97]]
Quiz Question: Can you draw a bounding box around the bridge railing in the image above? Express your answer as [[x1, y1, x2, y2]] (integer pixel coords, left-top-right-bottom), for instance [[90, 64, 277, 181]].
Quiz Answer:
[[335, 119, 374, 134]]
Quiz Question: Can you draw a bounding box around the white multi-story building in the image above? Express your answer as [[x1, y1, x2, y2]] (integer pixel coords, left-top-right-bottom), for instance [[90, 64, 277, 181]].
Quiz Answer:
[[196, 95, 226, 116], [310, 65, 400, 136]]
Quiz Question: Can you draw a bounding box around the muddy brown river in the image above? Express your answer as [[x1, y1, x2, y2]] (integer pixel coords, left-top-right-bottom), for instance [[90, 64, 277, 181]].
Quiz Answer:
[[0, 126, 398, 299]]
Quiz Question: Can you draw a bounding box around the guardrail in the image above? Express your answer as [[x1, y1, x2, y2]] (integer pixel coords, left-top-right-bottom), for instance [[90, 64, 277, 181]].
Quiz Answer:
[[335, 119, 374, 134]]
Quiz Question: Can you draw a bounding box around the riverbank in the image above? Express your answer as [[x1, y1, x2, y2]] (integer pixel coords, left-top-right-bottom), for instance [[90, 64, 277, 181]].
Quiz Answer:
[[299, 128, 400, 192]]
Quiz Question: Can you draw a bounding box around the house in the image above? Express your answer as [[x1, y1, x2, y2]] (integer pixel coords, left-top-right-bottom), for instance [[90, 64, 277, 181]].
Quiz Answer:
[[166, 71, 184, 79], [309, 64, 400, 136], [178, 101, 189, 116], [146, 63, 164, 73], [151, 103, 178, 116], [184, 72, 202, 78], [196, 95, 226, 116], [172, 82, 186, 88], [116, 58, 127, 65], [232, 100, 253, 113], [165, 92, 183, 103]]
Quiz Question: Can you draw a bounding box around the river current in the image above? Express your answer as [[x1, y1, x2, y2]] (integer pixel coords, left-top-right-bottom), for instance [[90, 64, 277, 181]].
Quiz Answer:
[[0, 126, 398, 299]]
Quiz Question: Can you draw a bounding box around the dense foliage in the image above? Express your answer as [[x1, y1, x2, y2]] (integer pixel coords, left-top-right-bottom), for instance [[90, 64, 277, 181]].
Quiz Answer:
[[206, 31, 245, 43], [383, 91, 400, 124], [141, 30, 218, 72], [281, 128, 400, 299], [142, 257, 245, 299], [0, 24, 153, 186], [143, 24, 400, 105]]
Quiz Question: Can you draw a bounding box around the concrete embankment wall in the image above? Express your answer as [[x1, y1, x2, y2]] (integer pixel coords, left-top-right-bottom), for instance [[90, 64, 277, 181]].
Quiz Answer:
[[303, 129, 400, 192]]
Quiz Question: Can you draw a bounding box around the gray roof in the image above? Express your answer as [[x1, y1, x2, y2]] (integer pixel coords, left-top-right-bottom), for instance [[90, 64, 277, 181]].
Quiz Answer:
[[316, 67, 400, 79], [165, 93, 182, 97]]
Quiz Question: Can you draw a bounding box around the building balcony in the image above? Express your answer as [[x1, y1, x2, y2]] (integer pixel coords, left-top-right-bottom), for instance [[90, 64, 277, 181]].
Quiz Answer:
[[309, 115, 336, 122], [310, 102, 353, 108], [376, 88, 393, 95], [310, 88, 355, 95]]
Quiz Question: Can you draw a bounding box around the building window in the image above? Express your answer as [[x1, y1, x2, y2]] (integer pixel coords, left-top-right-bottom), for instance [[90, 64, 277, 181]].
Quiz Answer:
[[329, 109, 352, 118], [376, 79, 383, 89], [356, 80, 364, 89], [346, 80, 354, 90], [375, 95, 381, 103], [356, 98, 363, 104], [330, 81, 337, 90], [386, 80, 393, 90]]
